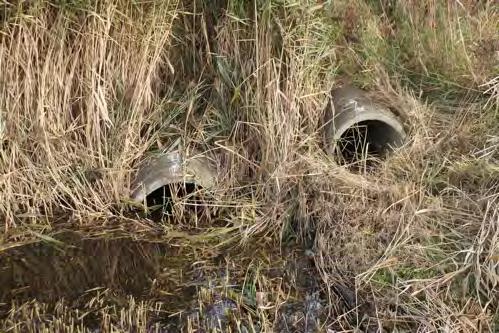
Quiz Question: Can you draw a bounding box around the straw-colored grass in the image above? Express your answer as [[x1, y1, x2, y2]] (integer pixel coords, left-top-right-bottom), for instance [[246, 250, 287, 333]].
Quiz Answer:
[[0, 0, 498, 331]]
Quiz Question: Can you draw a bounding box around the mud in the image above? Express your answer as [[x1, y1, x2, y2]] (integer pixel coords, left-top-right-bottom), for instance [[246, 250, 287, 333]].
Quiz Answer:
[[0, 233, 195, 312], [0, 232, 329, 332]]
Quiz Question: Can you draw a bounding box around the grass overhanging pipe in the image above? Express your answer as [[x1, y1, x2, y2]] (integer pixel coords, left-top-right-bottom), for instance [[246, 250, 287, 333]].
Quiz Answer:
[[130, 151, 216, 206], [130, 85, 407, 205]]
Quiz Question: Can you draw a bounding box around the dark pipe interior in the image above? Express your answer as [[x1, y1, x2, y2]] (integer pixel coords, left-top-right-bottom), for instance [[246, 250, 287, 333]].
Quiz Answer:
[[145, 183, 202, 219], [337, 120, 402, 166]]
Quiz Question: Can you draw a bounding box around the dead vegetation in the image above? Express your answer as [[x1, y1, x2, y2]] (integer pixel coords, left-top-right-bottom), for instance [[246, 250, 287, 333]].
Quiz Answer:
[[0, 0, 498, 332]]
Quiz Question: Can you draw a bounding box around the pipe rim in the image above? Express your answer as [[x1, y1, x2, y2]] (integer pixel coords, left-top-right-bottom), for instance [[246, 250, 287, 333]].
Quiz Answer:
[[325, 86, 407, 158], [130, 151, 216, 203]]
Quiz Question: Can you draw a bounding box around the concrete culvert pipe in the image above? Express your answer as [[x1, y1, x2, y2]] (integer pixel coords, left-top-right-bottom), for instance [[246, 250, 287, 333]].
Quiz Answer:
[[130, 151, 216, 206], [324, 85, 406, 166]]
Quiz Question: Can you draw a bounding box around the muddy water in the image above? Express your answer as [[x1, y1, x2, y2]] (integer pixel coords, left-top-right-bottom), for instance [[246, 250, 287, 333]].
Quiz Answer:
[[0, 232, 328, 332], [0, 233, 195, 310]]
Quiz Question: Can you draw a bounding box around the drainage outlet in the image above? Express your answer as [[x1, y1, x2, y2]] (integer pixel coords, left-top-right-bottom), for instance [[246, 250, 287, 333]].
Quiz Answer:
[[130, 151, 216, 214], [324, 85, 406, 167]]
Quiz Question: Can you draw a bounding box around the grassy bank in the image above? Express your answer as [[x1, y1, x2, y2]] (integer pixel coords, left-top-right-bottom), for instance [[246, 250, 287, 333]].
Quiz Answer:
[[0, 0, 498, 331]]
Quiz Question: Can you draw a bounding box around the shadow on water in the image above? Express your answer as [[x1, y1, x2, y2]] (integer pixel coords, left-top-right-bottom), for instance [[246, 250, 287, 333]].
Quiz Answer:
[[0, 230, 331, 332], [0, 232, 196, 313]]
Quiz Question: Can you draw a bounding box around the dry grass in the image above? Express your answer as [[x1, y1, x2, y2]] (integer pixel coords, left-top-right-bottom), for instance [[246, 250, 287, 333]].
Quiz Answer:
[[0, 0, 179, 225], [0, 0, 498, 332]]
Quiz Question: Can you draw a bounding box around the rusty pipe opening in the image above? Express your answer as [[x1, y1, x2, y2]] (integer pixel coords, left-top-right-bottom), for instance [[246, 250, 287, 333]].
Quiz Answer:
[[324, 85, 406, 167]]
